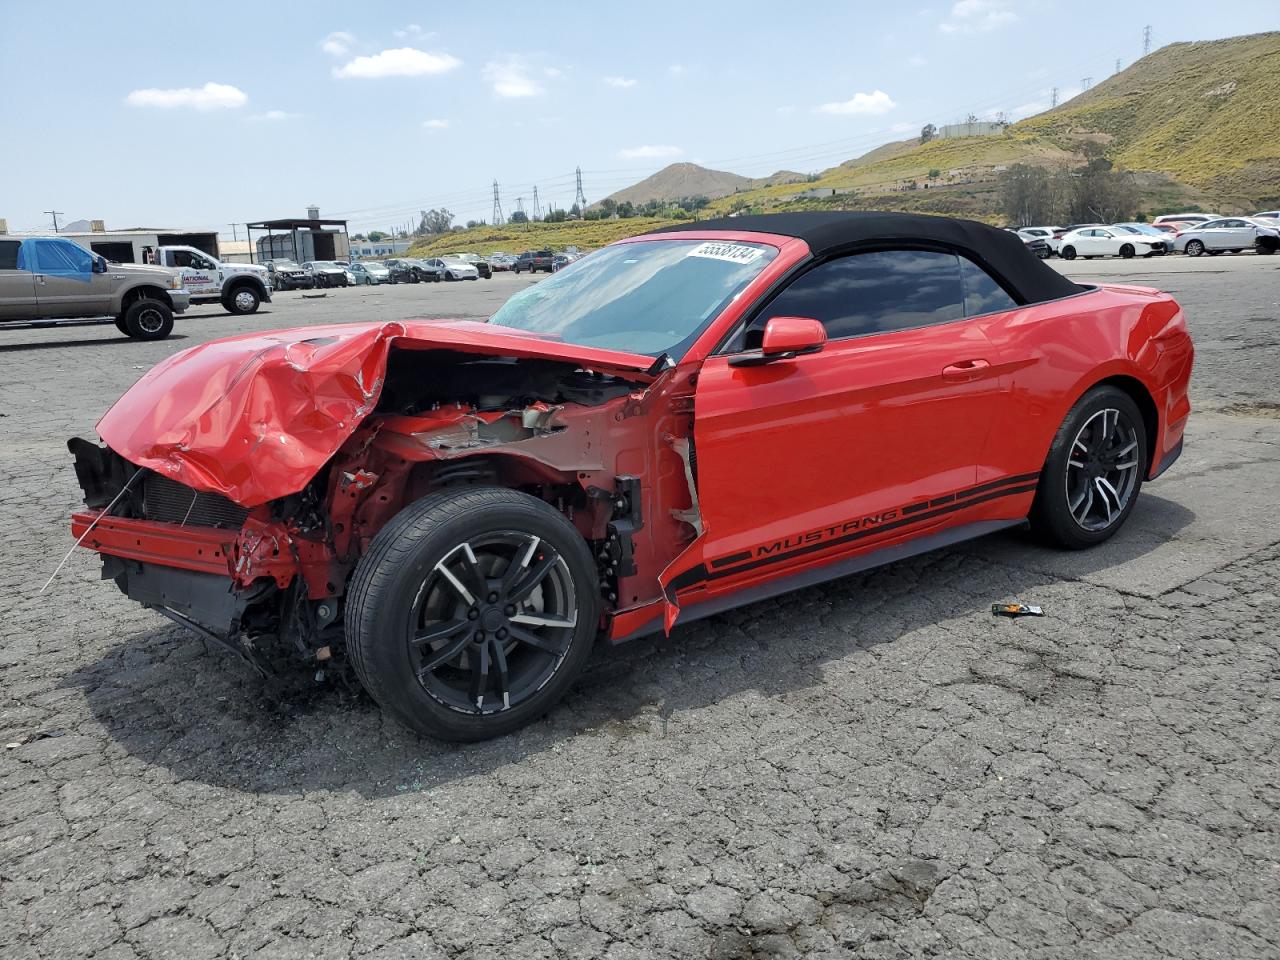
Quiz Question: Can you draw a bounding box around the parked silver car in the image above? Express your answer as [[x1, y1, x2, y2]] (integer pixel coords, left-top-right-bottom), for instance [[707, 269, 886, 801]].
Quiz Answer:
[[1174, 217, 1280, 256]]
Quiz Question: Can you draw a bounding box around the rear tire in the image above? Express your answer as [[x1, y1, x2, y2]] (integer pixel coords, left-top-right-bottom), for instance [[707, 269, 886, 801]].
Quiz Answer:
[[1060, 246, 1077, 260], [1120, 244, 1135, 259], [1029, 386, 1147, 550], [345, 487, 600, 742], [121, 299, 174, 341]]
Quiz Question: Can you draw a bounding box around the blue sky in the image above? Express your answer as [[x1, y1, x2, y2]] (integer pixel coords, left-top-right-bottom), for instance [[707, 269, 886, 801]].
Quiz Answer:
[[1, 1, 1275, 238]]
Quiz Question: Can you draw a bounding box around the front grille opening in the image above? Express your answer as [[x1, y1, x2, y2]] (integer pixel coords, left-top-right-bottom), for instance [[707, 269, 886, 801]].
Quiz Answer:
[[142, 473, 249, 529]]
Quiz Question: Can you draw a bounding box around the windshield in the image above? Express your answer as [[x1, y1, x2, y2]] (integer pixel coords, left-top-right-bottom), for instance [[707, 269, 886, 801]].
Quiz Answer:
[[489, 238, 778, 358], [273, 260, 300, 268], [1115, 224, 1163, 236]]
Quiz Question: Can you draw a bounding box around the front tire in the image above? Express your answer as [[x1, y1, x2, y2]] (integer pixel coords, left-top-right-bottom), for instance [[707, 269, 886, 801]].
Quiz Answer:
[[1185, 240, 1205, 257], [121, 299, 174, 341], [224, 285, 261, 315], [1119, 244, 1135, 259], [1029, 386, 1147, 550], [345, 487, 600, 741]]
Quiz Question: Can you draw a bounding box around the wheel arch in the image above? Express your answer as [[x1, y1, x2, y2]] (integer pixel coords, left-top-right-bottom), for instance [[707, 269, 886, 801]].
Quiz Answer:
[[119, 284, 174, 311], [223, 275, 268, 297], [1073, 373, 1159, 474]]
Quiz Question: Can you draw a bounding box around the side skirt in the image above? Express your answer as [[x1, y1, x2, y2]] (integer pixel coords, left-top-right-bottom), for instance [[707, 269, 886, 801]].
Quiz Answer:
[[613, 518, 1026, 643]]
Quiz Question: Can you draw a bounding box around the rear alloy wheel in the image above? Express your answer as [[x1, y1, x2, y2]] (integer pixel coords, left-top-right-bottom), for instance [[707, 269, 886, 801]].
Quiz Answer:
[[1184, 239, 1205, 257], [121, 298, 174, 340], [1060, 246, 1077, 260], [224, 285, 261, 315], [1119, 243, 1135, 259], [1030, 386, 1147, 549], [345, 487, 599, 741]]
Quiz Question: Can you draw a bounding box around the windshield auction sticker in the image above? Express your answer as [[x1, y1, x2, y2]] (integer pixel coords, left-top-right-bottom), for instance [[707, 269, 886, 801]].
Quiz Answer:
[[686, 241, 764, 265]]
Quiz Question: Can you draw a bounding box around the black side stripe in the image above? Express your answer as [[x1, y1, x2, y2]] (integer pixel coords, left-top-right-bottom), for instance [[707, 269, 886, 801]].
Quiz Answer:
[[676, 474, 1040, 592]]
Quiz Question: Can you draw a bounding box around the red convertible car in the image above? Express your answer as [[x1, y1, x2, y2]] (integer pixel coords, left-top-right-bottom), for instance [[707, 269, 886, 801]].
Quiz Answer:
[[68, 212, 1193, 740]]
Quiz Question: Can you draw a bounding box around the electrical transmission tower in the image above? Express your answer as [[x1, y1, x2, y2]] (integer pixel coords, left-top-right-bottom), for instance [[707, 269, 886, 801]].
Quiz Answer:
[[532, 186, 541, 220], [1081, 76, 1092, 92], [1143, 25, 1152, 56], [491, 180, 504, 226], [573, 167, 587, 210], [1050, 87, 1059, 108], [1115, 58, 1121, 74]]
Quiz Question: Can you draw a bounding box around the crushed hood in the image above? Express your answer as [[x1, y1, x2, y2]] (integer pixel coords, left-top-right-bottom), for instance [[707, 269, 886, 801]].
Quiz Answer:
[[97, 320, 658, 507]]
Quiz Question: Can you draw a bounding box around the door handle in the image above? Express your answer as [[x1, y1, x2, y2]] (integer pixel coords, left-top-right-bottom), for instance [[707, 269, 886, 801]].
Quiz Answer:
[[942, 359, 990, 380]]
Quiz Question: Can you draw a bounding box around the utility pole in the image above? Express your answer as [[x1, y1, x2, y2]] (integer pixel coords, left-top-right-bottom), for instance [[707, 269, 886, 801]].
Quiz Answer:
[[228, 223, 239, 242], [1081, 76, 1092, 92], [491, 180, 504, 226], [45, 210, 64, 233], [574, 166, 588, 211], [1050, 87, 1059, 108], [1143, 25, 1152, 56]]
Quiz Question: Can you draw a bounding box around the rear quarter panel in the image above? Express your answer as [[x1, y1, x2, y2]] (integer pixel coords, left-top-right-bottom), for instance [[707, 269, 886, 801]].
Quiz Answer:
[[978, 284, 1192, 486]]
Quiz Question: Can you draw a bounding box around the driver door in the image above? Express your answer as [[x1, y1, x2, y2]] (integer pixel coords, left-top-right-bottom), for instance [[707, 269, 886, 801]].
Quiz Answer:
[[173, 249, 222, 296], [684, 248, 1008, 602], [29, 238, 113, 317]]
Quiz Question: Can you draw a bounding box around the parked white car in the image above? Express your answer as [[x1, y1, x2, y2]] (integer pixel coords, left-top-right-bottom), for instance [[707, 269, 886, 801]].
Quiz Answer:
[[1174, 217, 1280, 256], [424, 257, 479, 281], [1152, 212, 1221, 227], [1254, 210, 1280, 220], [349, 261, 392, 285], [1056, 226, 1170, 260]]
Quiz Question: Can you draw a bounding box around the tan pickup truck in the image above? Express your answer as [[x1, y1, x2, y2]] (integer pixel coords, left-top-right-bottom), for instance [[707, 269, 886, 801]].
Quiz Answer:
[[0, 235, 190, 340]]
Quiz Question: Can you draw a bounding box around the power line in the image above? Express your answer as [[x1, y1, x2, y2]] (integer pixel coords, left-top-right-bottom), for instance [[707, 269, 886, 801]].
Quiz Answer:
[[44, 210, 64, 233]]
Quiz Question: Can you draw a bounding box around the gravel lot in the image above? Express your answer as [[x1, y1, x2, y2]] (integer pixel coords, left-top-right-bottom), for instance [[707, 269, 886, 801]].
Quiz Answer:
[[2, 258, 1278, 960]]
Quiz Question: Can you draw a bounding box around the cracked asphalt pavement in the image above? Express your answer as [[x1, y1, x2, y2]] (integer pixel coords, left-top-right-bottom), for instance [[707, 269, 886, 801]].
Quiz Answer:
[[2, 260, 1278, 959]]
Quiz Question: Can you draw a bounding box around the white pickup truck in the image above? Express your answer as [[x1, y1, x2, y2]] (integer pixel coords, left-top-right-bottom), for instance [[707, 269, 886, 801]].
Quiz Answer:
[[151, 246, 272, 314]]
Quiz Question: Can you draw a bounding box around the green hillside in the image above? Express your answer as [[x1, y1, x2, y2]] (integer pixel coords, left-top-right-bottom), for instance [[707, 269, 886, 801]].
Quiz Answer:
[[409, 31, 1280, 255]]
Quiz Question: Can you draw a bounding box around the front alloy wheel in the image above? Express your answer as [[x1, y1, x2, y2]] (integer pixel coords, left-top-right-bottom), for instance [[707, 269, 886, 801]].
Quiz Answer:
[[345, 487, 599, 741]]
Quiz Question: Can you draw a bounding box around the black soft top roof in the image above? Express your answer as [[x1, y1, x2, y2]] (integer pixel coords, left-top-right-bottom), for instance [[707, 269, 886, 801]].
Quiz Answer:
[[649, 211, 1083, 304]]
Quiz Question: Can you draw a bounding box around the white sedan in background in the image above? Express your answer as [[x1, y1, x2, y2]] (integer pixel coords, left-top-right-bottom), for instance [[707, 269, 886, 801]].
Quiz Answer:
[[1174, 217, 1280, 256], [424, 257, 479, 281], [1057, 226, 1170, 260]]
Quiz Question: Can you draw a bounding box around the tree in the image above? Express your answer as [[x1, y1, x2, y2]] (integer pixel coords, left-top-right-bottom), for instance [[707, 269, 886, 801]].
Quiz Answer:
[[368, 231, 388, 241], [417, 208, 455, 235], [544, 208, 568, 223], [465, 219, 484, 229], [997, 164, 1058, 227], [616, 201, 636, 219], [568, 203, 582, 219], [509, 210, 529, 224], [599, 198, 618, 217], [920, 123, 937, 144]]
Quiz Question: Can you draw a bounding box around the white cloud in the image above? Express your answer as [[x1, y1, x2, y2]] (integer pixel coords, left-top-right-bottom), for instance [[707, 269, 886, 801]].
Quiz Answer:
[[483, 58, 544, 98], [668, 64, 685, 77], [544, 66, 565, 78], [320, 31, 355, 56], [816, 89, 896, 116], [249, 109, 297, 122], [125, 82, 247, 111], [422, 118, 449, 129], [908, 54, 928, 67], [604, 76, 638, 88], [939, 0, 1017, 33], [334, 48, 461, 79], [617, 144, 684, 160], [393, 23, 430, 39]]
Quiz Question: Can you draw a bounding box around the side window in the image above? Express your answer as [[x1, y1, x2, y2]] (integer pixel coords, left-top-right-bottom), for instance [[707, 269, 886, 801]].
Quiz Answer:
[[0, 241, 20, 270], [755, 249, 966, 343], [959, 257, 1018, 316], [32, 239, 94, 273]]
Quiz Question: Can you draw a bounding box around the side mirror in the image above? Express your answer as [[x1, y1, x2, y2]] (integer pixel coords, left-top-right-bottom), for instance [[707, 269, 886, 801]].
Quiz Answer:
[[730, 316, 827, 367], [93, 255, 108, 273]]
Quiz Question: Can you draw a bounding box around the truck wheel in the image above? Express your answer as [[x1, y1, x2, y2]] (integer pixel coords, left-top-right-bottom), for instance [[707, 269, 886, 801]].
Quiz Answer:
[[345, 487, 600, 742], [121, 299, 174, 340], [114, 317, 128, 335], [223, 285, 261, 315]]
